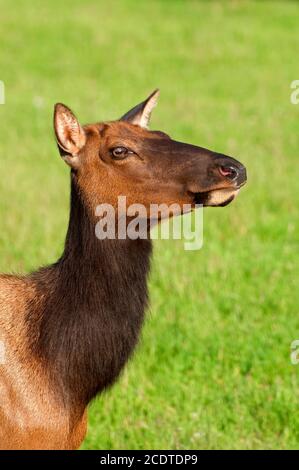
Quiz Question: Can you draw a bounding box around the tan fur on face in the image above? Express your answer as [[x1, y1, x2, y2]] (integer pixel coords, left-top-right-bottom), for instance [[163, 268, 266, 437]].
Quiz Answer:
[[207, 188, 240, 206]]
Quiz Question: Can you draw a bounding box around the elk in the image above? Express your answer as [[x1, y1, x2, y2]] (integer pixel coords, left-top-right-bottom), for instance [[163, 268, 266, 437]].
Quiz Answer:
[[0, 90, 246, 449]]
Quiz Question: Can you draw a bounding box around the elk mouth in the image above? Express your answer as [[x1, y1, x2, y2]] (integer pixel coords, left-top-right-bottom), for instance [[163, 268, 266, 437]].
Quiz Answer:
[[192, 186, 244, 207]]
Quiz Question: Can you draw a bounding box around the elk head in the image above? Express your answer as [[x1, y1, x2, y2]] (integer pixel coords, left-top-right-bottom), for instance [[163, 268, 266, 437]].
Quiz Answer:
[[54, 90, 246, 219]]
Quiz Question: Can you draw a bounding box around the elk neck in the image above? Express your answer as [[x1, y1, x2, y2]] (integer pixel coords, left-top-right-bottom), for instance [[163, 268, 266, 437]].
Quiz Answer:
[[27, 172, 152, 410]]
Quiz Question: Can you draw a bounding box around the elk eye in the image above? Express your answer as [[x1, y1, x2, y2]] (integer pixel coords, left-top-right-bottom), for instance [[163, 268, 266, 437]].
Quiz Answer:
[[111, 147, 131, 159]]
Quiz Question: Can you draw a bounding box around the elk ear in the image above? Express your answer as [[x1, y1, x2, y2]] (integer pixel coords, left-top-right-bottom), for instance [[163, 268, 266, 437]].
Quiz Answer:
[[120, 89, 160, 129], [54, 103, 86, 168]]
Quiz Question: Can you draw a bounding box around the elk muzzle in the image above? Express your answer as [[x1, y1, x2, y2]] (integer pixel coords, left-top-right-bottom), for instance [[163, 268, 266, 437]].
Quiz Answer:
[[190, 154, 247, 207]]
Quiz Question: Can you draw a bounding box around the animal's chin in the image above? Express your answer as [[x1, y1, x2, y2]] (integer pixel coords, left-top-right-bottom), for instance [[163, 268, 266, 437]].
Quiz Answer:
[[193, 188, 240, 207]]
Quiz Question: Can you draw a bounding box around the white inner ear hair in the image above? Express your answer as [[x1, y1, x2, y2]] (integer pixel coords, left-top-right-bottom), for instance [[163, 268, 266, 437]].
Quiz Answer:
[[140, 91, 160, 128]]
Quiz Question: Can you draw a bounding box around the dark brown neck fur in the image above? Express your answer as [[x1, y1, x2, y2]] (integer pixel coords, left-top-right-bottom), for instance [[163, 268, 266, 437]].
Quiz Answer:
[[27, 174, 152, 409]]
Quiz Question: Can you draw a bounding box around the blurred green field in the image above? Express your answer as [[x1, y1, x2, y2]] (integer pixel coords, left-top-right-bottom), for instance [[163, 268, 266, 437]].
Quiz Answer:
[[1, 0, 299, 450]]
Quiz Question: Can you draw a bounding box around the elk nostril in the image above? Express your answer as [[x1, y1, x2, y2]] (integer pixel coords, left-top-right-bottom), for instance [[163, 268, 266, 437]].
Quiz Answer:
[[219, 165, 238, 180]]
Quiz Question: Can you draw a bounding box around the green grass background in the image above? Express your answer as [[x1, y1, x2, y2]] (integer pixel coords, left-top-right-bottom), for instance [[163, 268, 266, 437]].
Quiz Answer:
[[1, 0, 299, 450]]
